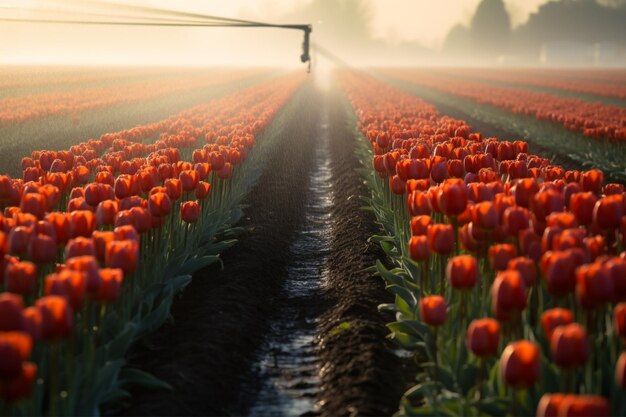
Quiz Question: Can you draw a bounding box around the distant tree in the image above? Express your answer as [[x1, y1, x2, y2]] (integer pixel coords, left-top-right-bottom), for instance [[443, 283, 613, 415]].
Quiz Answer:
[[470, 0, 511, 57]]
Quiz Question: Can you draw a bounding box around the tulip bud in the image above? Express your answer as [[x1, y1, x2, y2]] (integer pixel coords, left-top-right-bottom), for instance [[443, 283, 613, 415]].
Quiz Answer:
[[541, 308, 574, 342], [559, 395, 610, 417], [491, 270, 527, 321], [410, 215, 431, 236], [409, 235, 430, 262], [489, 244, 517, 271]]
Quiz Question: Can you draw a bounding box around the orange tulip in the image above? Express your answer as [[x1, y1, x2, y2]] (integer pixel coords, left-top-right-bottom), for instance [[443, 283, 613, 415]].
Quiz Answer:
[[409, 235, 430, 262], [580, 169, 604, 194], [19, 193, 46, 220], [438, 178, 468, 216], [65, 256, 100, 293], [65, 237, 96, 259], [164, 178, 182, 201], [536, 394, 575, 417], [96, 200, 119, 228], [471, 201, 498, 230], [92, 230, 114, 263], [179, 170, 199, 191], [69, 210, 96, 238], [410, 215, 431, 236]]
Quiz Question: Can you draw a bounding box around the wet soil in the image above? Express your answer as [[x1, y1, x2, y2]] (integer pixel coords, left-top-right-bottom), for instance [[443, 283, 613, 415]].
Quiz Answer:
[[115, 81, 406, 416]]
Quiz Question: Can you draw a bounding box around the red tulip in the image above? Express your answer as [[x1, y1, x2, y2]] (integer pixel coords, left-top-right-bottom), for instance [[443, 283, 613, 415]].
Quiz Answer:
[[35, 295, 73, 340], [438, 179, 468, 216], [93, 268, 123, 303], [407, 191, 432, 216], [148, 191, 171, 218], [96, 200, 118, 227], [0, 361, 37, 403], [44, 270, 87, 311], [409, 235, 430, 262], [550, 323, 588, 368], [614, 303, 626, 338], [8, 226, 32, 256], [0, 293, 25, 332], [22, 307, 42, 341], [500, 340, 540, 389], [46, 212, 70, 244], [489, 244, 517, 271], [541, 250, 580, 297], [69, 210, 96, 238], [65, 237, 96, 259], [537, 394, 574, 417], [27, 234, 57, 264], [541, 308, 574, 342], [491, 270, 527, 321], [4, 262, 37, 296], [179, 170, 199, 191], [410, 215, 431, 236], [389, 175, 406, 195], [576, 262, 613, 309], [419, 295, 447, 326], [92, 230, 114, 263], [0, 331, 32, 379], [466, 318, 500, 357], [105, 239, 138, 274], [593, 195, 623, 230], [558, 395, 610, 417], [428, 224, 454, 255], [181, 201, 200, 224], [502, 206, 530, 237], [512, 178, 539, 208], [65, 256, 100, 293], [114, 175, 133, 199], [446, 255, 478, 289], [580, 169, 604, 194], [195, 181, 211, 199], [507, 256, 536, 286], [471, 201, 498, 230], [607, 258, 626, 302], [20, 193, 46, 220]]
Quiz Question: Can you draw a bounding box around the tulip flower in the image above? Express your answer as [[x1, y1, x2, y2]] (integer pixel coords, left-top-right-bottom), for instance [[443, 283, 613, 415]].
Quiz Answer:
[[65, 237, 96, 259], [466, 318, 500, 357], [614, 303, 626, 338], [491, 270, 527, 321], [575, 262, 613, 309], [438, 179, 468, 217], [44, 270, 87, 311], [4, 262, 37, 296], [592, 195, 623, 231], [428, 224, 454, 255], [558, 395, 610, 417], [0, 331, 32, 379], [500, 340, 540, 389], [94, 268, 123, 303], [446, 255, 478, 289], [410, 215, 431, 236], [148, 191, 172, 218], [419, 295, 447, 326], [28, 234, 57, 264], [541, 308, 574, 342], [409, 235, 430, 262], [181, 201, 200, 224], [550, 323, 589, 369], [488, 243, 517, 271], [35, 295, 73, 340], [536, 393, 575, 417], [105, 239, 138, 274], [0, 293, 25, 332], [0, 361, 38, 403], [20, 193, 46, 220]]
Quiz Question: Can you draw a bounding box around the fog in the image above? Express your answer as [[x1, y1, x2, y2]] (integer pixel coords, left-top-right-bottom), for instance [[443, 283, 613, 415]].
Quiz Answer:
[[1, 0, 625, 68]]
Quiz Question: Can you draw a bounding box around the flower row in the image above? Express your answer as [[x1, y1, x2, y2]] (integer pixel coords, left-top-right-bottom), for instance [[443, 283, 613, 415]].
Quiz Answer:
[[339, 69, 626, 416], [0, 71, 305, 415], [381, 68, 626, 141]]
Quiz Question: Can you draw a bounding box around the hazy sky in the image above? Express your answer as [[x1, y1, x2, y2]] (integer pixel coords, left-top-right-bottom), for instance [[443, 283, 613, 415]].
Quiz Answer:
[[0, 0, 554, 65]]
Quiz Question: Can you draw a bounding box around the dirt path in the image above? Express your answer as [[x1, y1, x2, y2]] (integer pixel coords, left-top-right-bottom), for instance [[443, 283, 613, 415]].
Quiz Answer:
[[115, 79, 406, 416]]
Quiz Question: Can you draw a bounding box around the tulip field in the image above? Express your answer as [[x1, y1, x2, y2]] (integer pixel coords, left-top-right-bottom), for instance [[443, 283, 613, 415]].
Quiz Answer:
[[0, 65, 625, 417]]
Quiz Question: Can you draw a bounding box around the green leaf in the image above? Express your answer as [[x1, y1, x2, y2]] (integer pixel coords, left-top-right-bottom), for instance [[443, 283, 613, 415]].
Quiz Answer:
[[458, 364, 478, 396], [376, 259, 405, 287]]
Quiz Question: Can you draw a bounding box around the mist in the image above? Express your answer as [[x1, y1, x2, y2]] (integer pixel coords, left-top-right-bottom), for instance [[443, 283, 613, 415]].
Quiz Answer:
[[1, 0, 625, 67]]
